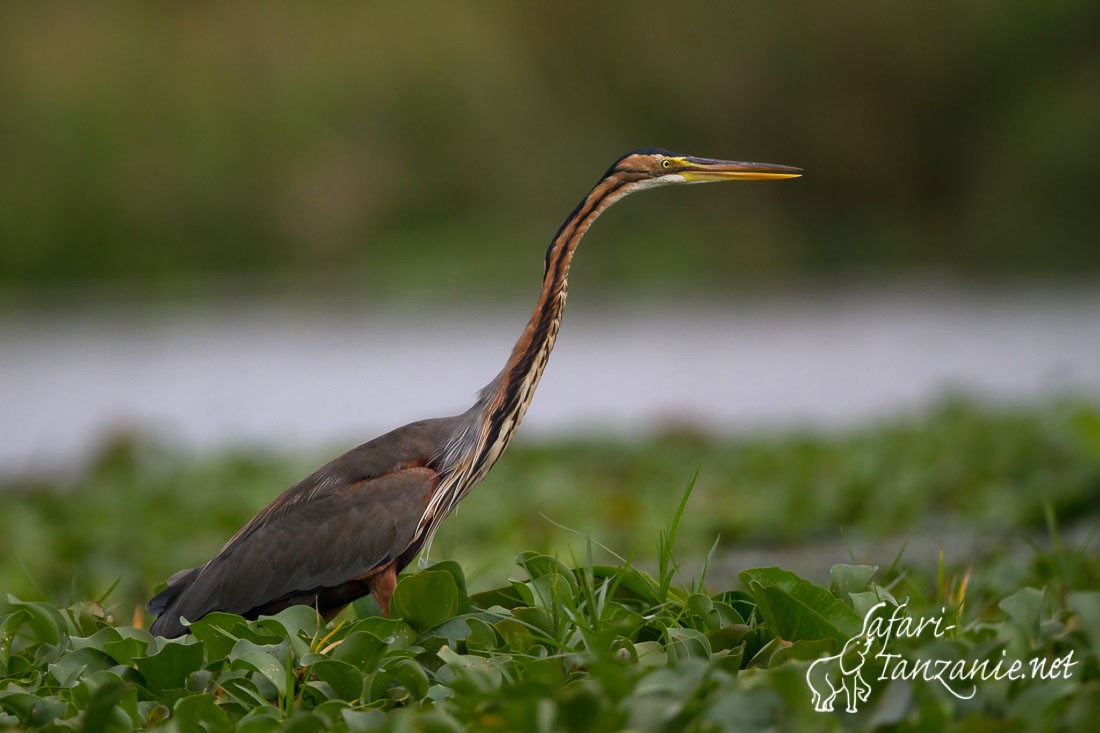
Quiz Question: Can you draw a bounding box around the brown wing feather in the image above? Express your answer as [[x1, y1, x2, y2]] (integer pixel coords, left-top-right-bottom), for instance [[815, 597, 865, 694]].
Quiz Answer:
[[148, 416, 462, 637]]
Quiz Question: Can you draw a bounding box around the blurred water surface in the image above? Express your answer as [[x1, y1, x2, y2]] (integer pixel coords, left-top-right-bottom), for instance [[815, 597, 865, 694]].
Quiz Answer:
[[3, 283, 1098, 476]]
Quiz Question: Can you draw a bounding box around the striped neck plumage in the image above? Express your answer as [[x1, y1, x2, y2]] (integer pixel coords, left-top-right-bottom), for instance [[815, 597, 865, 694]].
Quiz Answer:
[[417, 170, 644, 563], [463, 168, 646, 479]]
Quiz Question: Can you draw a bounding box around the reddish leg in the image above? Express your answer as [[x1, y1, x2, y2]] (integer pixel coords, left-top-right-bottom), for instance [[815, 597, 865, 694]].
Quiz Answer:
[[366, 562, 398, 617]]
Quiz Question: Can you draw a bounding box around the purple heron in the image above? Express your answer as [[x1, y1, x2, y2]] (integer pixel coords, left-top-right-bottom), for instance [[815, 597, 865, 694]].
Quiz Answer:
[[147, 149, 801, 636]]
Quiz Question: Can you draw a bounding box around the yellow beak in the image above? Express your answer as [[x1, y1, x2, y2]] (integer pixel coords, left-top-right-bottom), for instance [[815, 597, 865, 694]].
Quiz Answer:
[[674, 156, 802, 182]]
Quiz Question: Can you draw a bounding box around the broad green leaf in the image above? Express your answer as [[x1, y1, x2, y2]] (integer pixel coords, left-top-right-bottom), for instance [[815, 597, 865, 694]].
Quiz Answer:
[[435, 645, 503, 694], [342, 708, 387, 732], [311, 699, 351, 723], [829, 564, 878, 599], [422, 560, 470, 601], [685, 593, 720, 631], [516, 552, 579, 595], [512, 606, 554, 637], [69, 626, 122, 652], [229, 641, 290, 697], [850, 590, 898, 618], [135, 640, 206, 694], [329, 630, 388, 671], [710, 600, 746, 627], [387, 658, 430, 701], [1068, 591, 1100, 652], [186, 612, 251, 660], [392, 570, 461, 633], [465, 617, 502, 651], [237, 712, 284, 733], [0, 689, 48, 721], [520, 655, 566, 686], [633, 641, 667, 667], [495, 618, 539, 652], [72, 626, 152, 666], [237, 704, 283, 733], [172, 694, 232, 733], [5, 596, 64, 645], [216, 671, 271, 709], [366, 657, 434, 704], [469, 584, 525, 610], [768, 637, 835, 666], [605, 605, 646, 640], [712, 643, 745, 674], [591, 565, 659, 603], [0, 612, 25, 669], [343, 616, 417, 650], [48, 646, 116, 686], [666, 627, 711, 661], [999, 587, 1046, 643], [186, 669, 215, 694], [104, 636, 151, 667], [706, 624, 749, 653], [526, 573, 573, 613], [745, 637, 789, 669], [739, 567, 863, 644], [253, 605, 323, 658], [701, 686, 784, 731], [78, 673, 137, 732], [419, 616, 474, 647], [307, 659, 364, 702]]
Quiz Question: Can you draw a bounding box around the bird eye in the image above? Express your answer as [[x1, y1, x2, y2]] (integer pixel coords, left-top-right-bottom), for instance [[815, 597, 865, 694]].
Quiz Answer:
[[661, 159, 671, 169]]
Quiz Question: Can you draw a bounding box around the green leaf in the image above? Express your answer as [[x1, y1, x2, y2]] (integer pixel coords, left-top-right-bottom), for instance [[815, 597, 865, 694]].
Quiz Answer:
[[341, 708, 387, 731], [172, 694, 232, 733], [0, 689, 50, 721], [342, 616, 417, 650], [685, 593, 720, 631], [435, 645, 503, 695], [422, 560, 470, 601], [307, 658, 364, 701], [104, 636, 152, 667], [590, 565, 660, 603], [1068, 591, 1100, 652], [135, 640, 206, 694], [829, 564, 878, 599], [516, 552, 579, 595], [465, 617, 502, 651], [329, 630, 388, 671], [999, 587, 1046, 642], [186, 612, 251, 660], [739, 567, 863, 644], [706, 624, 749, 653], [229, 641, 290, 697], [5, 596, 64, 644], [526, 573, 573, 613], [78, 673, 137, 732], [392, 570, 461, 633], [387, 658, 430, 701], [512, 606, 554, 637], [768, 637, 835, 666], [469, 584, 525, 610], [633, 640, 667, 667], [666, 627, 711, 661], [48, 646, 116, 686], [495, 618, 539, 652], [252, 605, 323, 658]]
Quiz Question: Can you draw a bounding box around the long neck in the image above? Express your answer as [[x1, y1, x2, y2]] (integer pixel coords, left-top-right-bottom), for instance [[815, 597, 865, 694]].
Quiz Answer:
[[415, 169, 645, 563], [461, 170, 642, 479]]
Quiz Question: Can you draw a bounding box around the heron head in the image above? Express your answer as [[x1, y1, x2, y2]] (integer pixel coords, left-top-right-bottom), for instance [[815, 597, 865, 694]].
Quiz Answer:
[[609, 148, 802, 189]]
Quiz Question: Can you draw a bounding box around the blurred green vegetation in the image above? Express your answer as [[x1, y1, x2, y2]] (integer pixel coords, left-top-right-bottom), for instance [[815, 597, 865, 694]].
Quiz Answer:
[[2, 3, 1098, 303], [2, 399, 1098, 620]]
